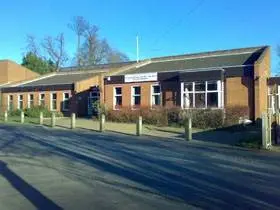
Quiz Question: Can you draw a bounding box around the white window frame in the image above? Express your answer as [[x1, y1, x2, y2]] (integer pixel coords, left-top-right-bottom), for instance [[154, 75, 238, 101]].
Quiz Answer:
[[50, 92, 57, 111], [131, 86, 141, 109], [39, 93, 45, 106], [151, 84, 161, 107], [268, 85, 280, 114], [7, 95, 13, 111], [113, 86, 122, 110], [27, 94, 34, 108], [62, 92, 71, 111], [18, 94, 23, 110], [181, 80, 224, 109]]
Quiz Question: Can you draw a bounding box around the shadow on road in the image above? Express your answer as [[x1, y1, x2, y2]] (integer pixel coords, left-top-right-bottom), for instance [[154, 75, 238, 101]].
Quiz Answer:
[[1, 124, 280, 209], [0, 160, 62, 210]]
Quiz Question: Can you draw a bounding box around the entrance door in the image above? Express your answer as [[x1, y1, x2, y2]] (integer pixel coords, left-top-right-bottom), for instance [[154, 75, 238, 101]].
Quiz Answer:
[[88, 86, 100, 116]]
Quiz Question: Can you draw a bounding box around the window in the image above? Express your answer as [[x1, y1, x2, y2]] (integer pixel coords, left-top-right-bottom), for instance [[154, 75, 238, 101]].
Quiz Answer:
[[18, 95, 23, 110], [132, 86, 141, 108], [39, 93, 45, 107], [114, 87, 122, 109], [28, 94, 34, 108], [63, 92, 70, 111], [268, 85, 280, 113], [8, 95, 14, 111], [151, 85, 161, 106], [50, 93, 57, 110], [182, 81, 223, 109]]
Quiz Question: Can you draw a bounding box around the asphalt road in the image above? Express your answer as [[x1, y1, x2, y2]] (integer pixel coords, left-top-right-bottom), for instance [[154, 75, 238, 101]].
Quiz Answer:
[[0, 124, 280, 210]]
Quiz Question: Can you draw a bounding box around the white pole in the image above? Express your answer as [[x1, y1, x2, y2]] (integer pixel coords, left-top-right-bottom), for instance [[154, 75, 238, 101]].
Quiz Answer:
[[136, 35, 139, 63]]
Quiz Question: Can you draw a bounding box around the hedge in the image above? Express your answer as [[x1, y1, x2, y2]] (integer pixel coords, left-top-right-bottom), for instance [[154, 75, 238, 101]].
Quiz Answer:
[[103, 106, 249, 129], [8, 106, 63, 118]]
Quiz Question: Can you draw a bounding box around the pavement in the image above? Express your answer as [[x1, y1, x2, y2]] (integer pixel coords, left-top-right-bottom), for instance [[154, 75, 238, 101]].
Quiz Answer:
[[0, 124, 280, 210]]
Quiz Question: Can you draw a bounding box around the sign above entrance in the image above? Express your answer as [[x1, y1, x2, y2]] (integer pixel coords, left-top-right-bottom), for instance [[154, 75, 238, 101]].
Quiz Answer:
[[124, 72, 158, 83]]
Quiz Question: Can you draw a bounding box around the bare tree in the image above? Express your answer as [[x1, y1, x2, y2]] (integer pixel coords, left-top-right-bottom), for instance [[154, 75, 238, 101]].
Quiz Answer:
[[25, 35, 40, 57], [68, 16, 89, 66], [41, 33, 68, 71]]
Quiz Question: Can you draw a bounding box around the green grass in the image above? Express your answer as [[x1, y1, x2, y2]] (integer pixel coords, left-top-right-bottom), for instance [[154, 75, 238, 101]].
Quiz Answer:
[[0, 116, 40, 125], [236, 136, 262, 149]]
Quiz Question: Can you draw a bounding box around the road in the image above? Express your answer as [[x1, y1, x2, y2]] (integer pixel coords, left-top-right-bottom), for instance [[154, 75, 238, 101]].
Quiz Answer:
[[0, 124, 280, 210]]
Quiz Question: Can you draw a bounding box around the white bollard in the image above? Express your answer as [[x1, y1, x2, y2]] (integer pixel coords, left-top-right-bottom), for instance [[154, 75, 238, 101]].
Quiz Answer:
[[39, 112, 43, 125], [99, 114, 105, 132], [136, 116, 143, 136], [20, 111, 24, 124], [4, 111, 8, 122], [51, 112, 56, 128], [71, 113, 76, 129], [185, 117, 192, 141]]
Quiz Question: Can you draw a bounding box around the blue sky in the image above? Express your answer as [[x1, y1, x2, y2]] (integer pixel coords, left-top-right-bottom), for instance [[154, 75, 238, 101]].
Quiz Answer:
[[0, 0, 279, 73]]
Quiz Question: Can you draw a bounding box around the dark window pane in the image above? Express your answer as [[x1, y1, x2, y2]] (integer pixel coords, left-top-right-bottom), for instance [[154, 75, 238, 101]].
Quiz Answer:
[[19, 95, 23, 100], [64, 93, 69, 99], [115, 87, 122, 95], [64, 101, 70, 110], [134, 87, 141, 95], [40, 94, 45, 100], [195, 93, 205, 108], [52, 94, 57, 100], [195, 82, 205, 91], [184, 83, 193, 91], [207, 81, 217, 91], [207, 92, 218, 107], [153, 85, 160, 94], [134, 96, 141, 105], [9, 95, 13, 100], [153, 95, 161, 105], [29, 94, 34, 100], [183, 93, 193, 108], [116, 96, 122, 106]]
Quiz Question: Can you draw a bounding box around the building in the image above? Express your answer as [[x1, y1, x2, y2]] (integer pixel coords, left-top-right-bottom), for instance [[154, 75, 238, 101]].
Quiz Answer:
[[104, 46, 270, 120], [0, 60, 39, 87], [0, 61, 148, 116]]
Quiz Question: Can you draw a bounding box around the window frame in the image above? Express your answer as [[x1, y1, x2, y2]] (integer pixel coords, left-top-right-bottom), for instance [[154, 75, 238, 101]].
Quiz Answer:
[[50, 92, 57, 111], [151, 84, 161, 107], [113, 86, 122, 110], [62, 92, 71, 111], [39, 93, 46, 107], [18, 94, 24, 110], [28, 94, 34, 108], [131, 86, 141, 109], [181, 80, 223, 109], [8, 95, 14, 111]]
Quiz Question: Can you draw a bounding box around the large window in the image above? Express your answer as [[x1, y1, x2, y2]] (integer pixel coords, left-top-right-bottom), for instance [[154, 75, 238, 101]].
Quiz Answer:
[[50, 93, 57, 110], [28, 94, 34, 108], [39, 93, 45, 107], [151, 85, 161, 106], [18, 95, 23, 110], [63, 92, 70, 111], [114, 87, 122, 110], [8, 95, 14, 111], [182, 81, 223, 109], [132, 86, 141, 108]]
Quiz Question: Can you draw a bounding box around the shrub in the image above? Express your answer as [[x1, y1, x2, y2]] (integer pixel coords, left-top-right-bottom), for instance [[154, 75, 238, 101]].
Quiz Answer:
[[225, 106, 249, 126], [8, 109, 22, 116], [105, 107, 224, 129], [24, 106, 63, 118]]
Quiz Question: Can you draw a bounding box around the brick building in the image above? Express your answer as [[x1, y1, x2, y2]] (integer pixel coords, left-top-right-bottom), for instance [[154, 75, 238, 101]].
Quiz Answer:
[[0, 61, 146, 116], [104, 46, 270, 120], [0, 60, 39, 86]]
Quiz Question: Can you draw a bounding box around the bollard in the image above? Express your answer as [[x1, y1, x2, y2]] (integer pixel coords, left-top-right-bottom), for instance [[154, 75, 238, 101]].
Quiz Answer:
[[262, 112, 268, 149], [20, 111, 24, 124], [185, 117, 192, 141], [136, 116, 142, 136], [39, 112, 43, 125], [99, 114, 105, 132], [71, 113, 76, 129], [4, 111, 8, 122], [268, 111, 272, 147], [51, 112, 56, 128], [276, 111, 280, 125]]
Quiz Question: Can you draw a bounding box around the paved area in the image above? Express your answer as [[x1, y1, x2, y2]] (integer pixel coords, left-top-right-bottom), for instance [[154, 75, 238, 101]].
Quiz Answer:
[[0, 124, 280, 209]]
